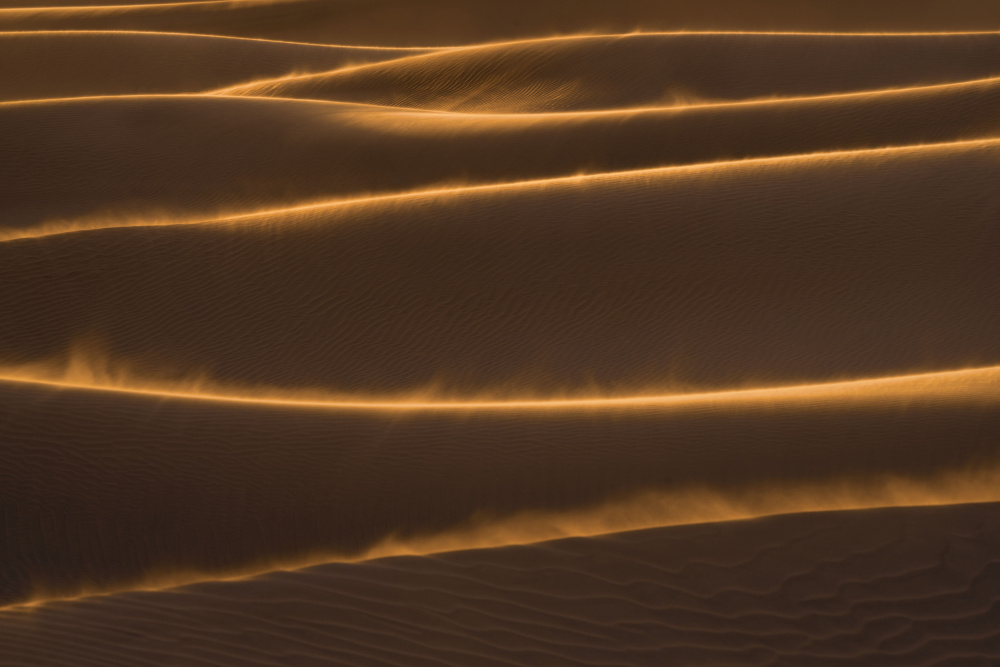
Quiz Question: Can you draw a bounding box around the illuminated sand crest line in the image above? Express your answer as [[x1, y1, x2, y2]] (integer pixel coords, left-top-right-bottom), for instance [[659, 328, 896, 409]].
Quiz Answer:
[[0, 92, 433, 108], [5, 22, 1000, 38], [210, 30, 1000, 96], [13, 70, 1000, 110], [4, 137, 1000, 243], [0, 0, 291, 13], [409, 73, 1000, 117], [0, 28, 442, 49], [213, 72, 1000, 116], [418, 29, 1000, 40], [7, 471, 1000, 612], [207, 42, 522, 95], [211, 31, 1000, 95], [1, 364, 998, 412]]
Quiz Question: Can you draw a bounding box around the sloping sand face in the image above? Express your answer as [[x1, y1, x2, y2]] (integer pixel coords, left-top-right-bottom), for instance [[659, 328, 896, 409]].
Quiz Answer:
[[219, 32, 1000, 110], [4, 503, 999, 665], [4, 142, 1000, 394], [4, 0, 1000, 43], [2, 1, 1000, 665], [5, 85, 1000, 231], [0, 31, 432, 102], [2, 367, 1000, 609]]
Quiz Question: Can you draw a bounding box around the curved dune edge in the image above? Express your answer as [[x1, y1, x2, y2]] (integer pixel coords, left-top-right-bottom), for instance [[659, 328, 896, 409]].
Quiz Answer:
[[208, 31, 998, 113], [7, 0, 1000, 46], [6, 26, 1000, 41], [3, 501, 999, 666], [211, 72, 1000, 116], [11, 32, 1000, 108], [0, 0, 280, 12], [1, 362, 999, 411], [7, 467, 1000, 613], [0, 28, 441, 50], [0, 31, 440, 104], [4, 137, 999, 243], [8, 69, 1000, 112]]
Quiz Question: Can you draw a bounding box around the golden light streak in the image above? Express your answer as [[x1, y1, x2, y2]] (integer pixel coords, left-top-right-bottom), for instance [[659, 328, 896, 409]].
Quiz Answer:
[[1, 360, 998, 412], [0, 28, 442, 50], [6, 465, 1000, 613], [3, 137, 999, 243], [211, 71, 1000, 116], [210, 29, 1000, 97], [8, 71, 999, 114], [0, 0, 290, 14]]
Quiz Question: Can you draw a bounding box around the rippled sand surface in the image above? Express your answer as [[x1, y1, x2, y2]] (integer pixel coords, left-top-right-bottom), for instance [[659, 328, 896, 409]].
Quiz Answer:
[[2, 2, 1000, 665]]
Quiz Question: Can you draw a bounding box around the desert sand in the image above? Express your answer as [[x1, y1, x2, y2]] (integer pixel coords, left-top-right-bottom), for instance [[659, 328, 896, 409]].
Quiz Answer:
[[2, 1, 999, 665], [4, 503, 999, 665]]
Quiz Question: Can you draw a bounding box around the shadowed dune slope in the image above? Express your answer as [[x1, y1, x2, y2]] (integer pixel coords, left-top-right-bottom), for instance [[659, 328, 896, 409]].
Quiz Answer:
[[0, 31, 430, 102], [5, 79, 1000, 229], [0, 505, 1000, 667], [0, 0, 189, 6], [5, 0, 1000, 44], [1, 369, 999, 608], [2, 141, 999, 395], [2, 503, 999, 666], [220, 33, 1000, 112]]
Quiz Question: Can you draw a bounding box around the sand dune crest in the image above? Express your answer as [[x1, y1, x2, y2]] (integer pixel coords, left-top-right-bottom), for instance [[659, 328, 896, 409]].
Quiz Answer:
[[6, 0, 1000, 43], [217, 32, 1000, 111], [0, 31, 433, 102]]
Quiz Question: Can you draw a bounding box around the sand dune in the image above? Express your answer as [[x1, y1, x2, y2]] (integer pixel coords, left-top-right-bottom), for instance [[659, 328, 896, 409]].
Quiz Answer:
[[0, 31, 431, 102], [3, 502, 999, 665], [4, 0, 1000, 44], [1, 365, 999, 608], [3, 138, 1000, 614], [5, 76, 1000, 230], [218, 32, 1000, 111], [3, 0, 1000, 663], [3, 140, 999, 395]]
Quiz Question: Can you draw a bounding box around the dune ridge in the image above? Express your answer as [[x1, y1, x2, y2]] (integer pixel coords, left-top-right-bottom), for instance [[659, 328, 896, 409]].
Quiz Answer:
[[2, 357, 1000, 411], [3, 130, 999, 239], [215, 32, 1000, 111], [4, 503, 1000, 665], [0, 30, 434, 102], [6, 0, 1000, 44]]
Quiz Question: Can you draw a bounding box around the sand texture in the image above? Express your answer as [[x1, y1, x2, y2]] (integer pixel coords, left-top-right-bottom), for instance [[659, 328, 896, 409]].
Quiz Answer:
[[2, 1, 1000, 665], [4, 503, 1000, 666]]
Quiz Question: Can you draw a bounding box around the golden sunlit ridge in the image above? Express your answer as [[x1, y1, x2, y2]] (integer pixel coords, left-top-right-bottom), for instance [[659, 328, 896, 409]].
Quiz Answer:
[[2, 359, 999, 411], [7, 464, 1000, 613], [3, 137, 998, 243]]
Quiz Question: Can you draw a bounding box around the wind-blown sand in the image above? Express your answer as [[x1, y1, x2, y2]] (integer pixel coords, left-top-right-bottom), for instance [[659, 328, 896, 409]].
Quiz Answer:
[[2, 1, 999, 665], [218, 32, 1000, 110], [4, 503, 999, 665], [0, 31, 432, 102]]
